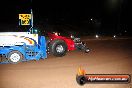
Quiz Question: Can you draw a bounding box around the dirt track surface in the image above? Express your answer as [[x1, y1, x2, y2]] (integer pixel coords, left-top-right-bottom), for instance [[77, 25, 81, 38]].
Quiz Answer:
[[0, 39, 132, 88]]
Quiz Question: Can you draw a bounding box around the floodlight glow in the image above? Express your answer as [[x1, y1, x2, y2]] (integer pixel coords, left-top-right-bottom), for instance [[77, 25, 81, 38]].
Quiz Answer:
[[95, 35, 99, 38], [55, 32, 58, 36], [113, 35, 116, 38]]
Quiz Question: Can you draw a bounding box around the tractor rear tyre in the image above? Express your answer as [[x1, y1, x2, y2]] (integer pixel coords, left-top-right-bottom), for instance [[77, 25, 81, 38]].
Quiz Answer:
[[49, 39, 67, 57]]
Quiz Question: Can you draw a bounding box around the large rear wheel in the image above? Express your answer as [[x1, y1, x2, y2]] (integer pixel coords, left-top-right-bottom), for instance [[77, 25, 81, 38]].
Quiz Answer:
[[49, 39, 67, 57]]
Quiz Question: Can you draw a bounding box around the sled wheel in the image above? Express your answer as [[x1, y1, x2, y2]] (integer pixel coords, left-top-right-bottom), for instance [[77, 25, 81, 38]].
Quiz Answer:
[[8, 50, 23, 64]]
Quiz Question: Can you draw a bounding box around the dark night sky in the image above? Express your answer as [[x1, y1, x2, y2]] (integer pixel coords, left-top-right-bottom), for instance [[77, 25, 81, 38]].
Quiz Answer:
[[0, 0, 131, 35]]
